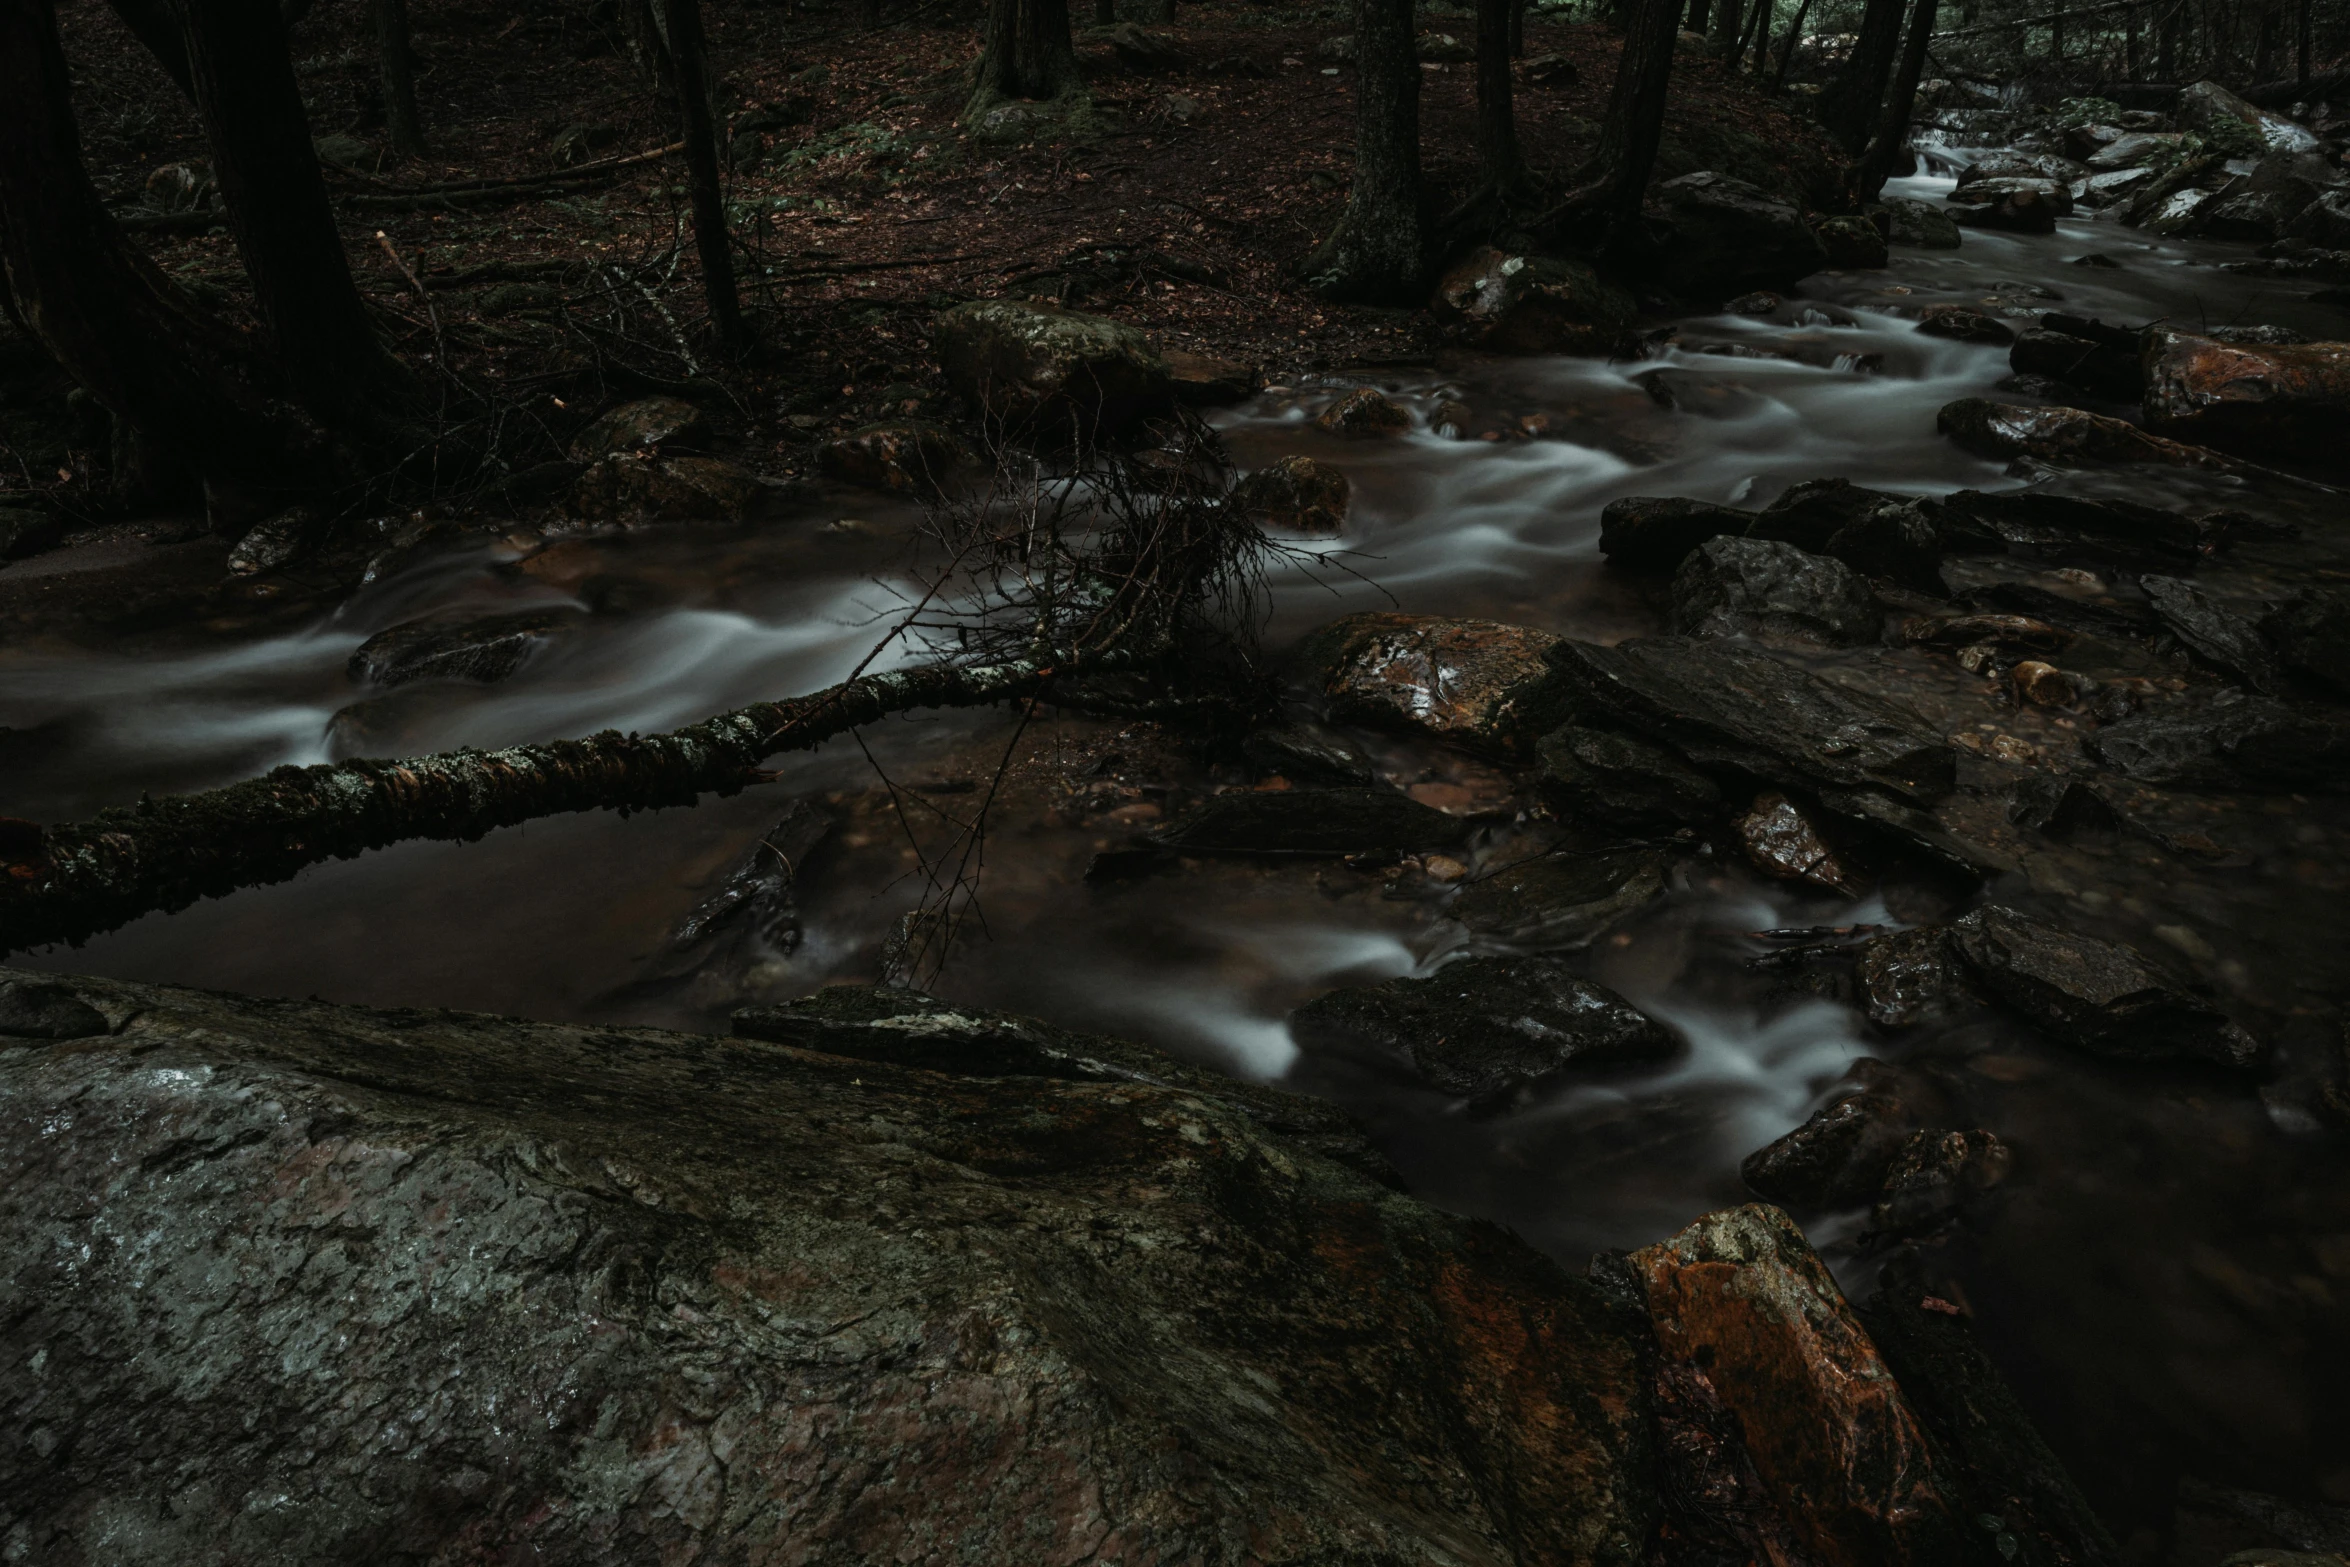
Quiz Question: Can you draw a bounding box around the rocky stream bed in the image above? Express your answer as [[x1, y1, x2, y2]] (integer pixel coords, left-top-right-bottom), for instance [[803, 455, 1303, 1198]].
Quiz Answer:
[[9, 81, 2350, 1567]]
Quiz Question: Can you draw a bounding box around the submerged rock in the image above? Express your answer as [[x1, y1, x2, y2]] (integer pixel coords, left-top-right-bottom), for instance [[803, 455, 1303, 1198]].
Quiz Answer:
[[1813, 215, 1889, 269], [1871, 1128, 2012, 1240], [2139, 575, 2281, 691], [1291, 954, 1677, 1102], [1948, 904, 2264, 1069], [1231, 454, 1350, 532], [1430, 246, 1637, 354], [1670, 536, 1883, 647], [1915, 305, 2016, 344], [1149, 787, 1469, 856], [2141, 329, 2350, 465], [932, 298, 1173, 440], [1543, 637, 1956, 806], [567, 395, 709, 461], [1631, 1204, 1972, 1567], [1295, 612, 1563, 754], [1448, 845, 1673, 948], [1313, 387, 1411, 437], [817, 421, 968, 494], [1536, 724, 1725, 828], [0, 968, 1656, 1564], [347, 607, 583, 687], [1741, 1090, 1919, 1210]]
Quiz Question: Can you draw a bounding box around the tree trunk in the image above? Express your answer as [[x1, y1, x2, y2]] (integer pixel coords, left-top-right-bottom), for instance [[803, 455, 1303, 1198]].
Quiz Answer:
[[1710, 0, 1744, 52], [1301, 0, 1425, 303], [1507, 0, 1526, 57], [2252, 2, 2279, 83], [1817, 0, 1905, 154], [1685, 0, 1709, 32], [0, 653, 1142, 957], [969, 0, 1085, 105], [1475, 0, 1526, 196], [376, 0, 425, 160], [103, 0, 195, 99], [168, 0, 412, 426], [0, 0, 337, 517], [1579, 0, 1681, 230], [652, 0, 744, 356], [1854, 0, 1936, 201], [1772, 0, 1812, 86], [1736, 0, 1768, 72], [2156, 2, 2177, 78]]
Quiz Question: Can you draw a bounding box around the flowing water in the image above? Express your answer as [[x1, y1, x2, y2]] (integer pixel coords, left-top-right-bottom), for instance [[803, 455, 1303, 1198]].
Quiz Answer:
[[9, 174, 2350, 1548]]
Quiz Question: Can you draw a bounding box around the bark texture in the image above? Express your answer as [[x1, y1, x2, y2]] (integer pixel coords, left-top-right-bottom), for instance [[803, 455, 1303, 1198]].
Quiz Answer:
[[1818, 0, 1908, 154], [1303, 0, 1427, 303], [0, 655, 1130, 955], [0, 970, 1658, 1566], [1476, 0, 1528, 195], [969, 0, 1086, 106], [169, 0, 412, 422], [1855, 0, 1939, 200], [0, 0, 336, 510], [1578, 0, 1682, 231], [375, 0, 425, 159], [654, 0, 743, 353]]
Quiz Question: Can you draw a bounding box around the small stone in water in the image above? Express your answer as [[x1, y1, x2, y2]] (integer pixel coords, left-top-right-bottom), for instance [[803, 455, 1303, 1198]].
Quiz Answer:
[[2010, 660, 2079, 707]]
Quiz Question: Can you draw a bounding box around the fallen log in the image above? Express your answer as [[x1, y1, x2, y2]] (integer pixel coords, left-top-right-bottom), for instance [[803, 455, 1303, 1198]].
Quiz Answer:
[[0, 651, 1124, 956]]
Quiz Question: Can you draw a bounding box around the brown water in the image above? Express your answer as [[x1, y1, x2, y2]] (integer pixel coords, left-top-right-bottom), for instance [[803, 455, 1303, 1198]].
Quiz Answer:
[[8, 174, 2350, 1554]]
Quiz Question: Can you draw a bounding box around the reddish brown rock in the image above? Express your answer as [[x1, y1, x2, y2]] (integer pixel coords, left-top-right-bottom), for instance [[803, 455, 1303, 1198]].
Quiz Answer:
[[1430, 246, 1637, 355], [1232, 455, 1350, 532], [2140, 329, 2350, 464], [1935, 397, 2250, 473], [1736, 792, 1864, 894], [1741, 1091, 1919, 1209], [818, 421, 969, 494], [1314, 387, 1413, 437], [1294, 612, 1563, 754], [1871, 1128, 2013, 1240], [1631, 1205, 1970, 1567]]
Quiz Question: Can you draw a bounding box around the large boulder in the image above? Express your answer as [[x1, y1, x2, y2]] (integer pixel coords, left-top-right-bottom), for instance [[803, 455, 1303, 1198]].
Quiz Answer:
[[817, 420, 969, 493], [2287, 190, 2350, 249], [1645, 172, 1831, 299], [1669, 536, 1884, 647], [2085, 131, 2183, 170], [0, 970, 1658, 1565], [2140, 329, 2350, 465], [567, 395, 709, 461], [1630, 1205, 1973, 1567], [1944, 178, 2069, 232], [1741, 1090, 1918, 1210], [1598, 495, 1751, 573], [1811, 215, 1888, 270], [1935, 397, 2249, 474], [1947, 905, 2264, 1068], [1879, 197, 1962, 249], [1430, 246, 1637, 354], [932, 299, 1173, 441], [1290, 954, 1678, 1104], [567, 453, 771, 522], [2197, 189, 2301, 243], [2175, 78, 2322, 155], [1293, 612, 1564, 754]]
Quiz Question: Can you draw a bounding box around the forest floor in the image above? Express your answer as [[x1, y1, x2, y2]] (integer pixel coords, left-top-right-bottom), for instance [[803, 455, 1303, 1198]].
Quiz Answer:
[[9, 0, 1848, 510]]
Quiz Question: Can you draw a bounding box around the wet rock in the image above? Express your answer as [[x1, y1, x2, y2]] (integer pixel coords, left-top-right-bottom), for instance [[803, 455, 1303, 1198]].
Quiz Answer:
[[1914, 305, 2015, 344], [1741, 1091, 1919, 1209], [1870, 1128, 2011, 1240], [1957, 150, 2089, 187], [1938, 487, 2220, 568], [2009, 327, 2142, 400], [1671, 537, 1883, 647], [1149, 787, 1469, 856], [2262, 587, 2350, 697], [1630, 1204, 1971, 1567], [1901, 613, 2074, 655], [1857, 1250, 2125, 1567], [0, 508, 66, 561], [225, 507, 326, 577], [1948, 904, 2264, 1068], [1231, 455, 1350, 533], [1536, 724, 1725, 828], [1813, 215, 1889, 269], [2, 967, 1656, 1564], [2004, 775, 2123, 839], [2076, 167, 2157, 208], [1292, 955, 1677, 1103], [1543, 637, 1957, 806], [1164, 348, 1257, 405], [2138, 185, 2221, 236], [2087, 695, 2350, 791], [1645, 171, 1832, 299], [2289, 190, 2350, 249], [1935, 398, 2247, 474], [0, 978, 110, 1039], [1735, 791, 1864, 894], [2010, 659, 2087, 707], [347, 607, 583, 687], [1598, 496, 1750, 572], [671, 800, 833, 954], [2141, 329, 2350, 465], [1856, 926, 1979, 1027], [1881, 197, 1962, 249], [817, 421, 968, 494], [1945, 179, 2066, 232], [2140, 575, 2281, 691], [1449, 845, 1673, 948], [1429, 397, 1475, 437], [2199, 189, 2301, 242], [568, 453, 770, 522], [2176, 77, 2323, 155], [1430, 246, 1636, 355], [1634, 367, 1771, 419], [2085, 130, 2183, 170], [932, 299, 1173, 441], [1519, 51, 1578, 83], [567, 395, 708, 461], [1725, 290, 1784, 315], [1823, 498, 1950, 596], [1295, 612, 1562, 754], [1240, 720, 1376, 786], [1750, 477, 1908, 551], [1312, 386, 1411, 436]]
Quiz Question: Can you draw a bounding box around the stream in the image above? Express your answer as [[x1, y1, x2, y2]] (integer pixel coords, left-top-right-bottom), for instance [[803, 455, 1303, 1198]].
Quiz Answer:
[[8, 172, 2349, 1547]]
